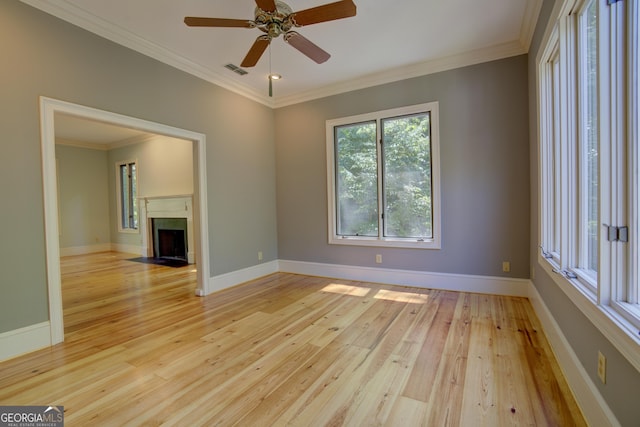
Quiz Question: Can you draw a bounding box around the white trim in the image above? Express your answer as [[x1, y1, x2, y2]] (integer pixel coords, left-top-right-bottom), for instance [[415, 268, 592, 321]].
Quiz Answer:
[[275, 41, 528, 108], [528, 282, 621, 427], [142, 196, 195, 264], [520, 0, 545, 52], [536, 0, 640, 374], [539, 256, 640, 372], [19, 0, 271, 107], [326, 102, 441, 250], [59, 243, 113, 257], [0, 322, 51, 362], [110, 243, 144, 257], [115, 159, 139, 233], [40, 96, 211, 345], [278, 260, 530, 297], [19, 0, 539, 110], [206, 261, 279, 295], [55, 137, 109, 151]]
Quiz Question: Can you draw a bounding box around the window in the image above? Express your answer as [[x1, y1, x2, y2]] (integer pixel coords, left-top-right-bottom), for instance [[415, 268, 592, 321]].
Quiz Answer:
[[326, 103, 441, 249], [117, 161, 138, 232], [540, 41, 562, 265], [538, 0, 640, 365], [573, 0, 599, 290]]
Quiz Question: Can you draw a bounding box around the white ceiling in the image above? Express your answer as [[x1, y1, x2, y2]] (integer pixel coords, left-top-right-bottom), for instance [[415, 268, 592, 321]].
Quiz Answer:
[[54, 113, 152, 147], [22, 0, 542, 109]]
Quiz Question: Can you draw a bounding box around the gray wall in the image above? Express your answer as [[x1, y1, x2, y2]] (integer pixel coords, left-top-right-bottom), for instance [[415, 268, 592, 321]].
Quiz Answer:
[[56, 144, 110, 249], [0, 1, 278, 333], [528, 0, 640, 425], [275, 56, 530, 279]]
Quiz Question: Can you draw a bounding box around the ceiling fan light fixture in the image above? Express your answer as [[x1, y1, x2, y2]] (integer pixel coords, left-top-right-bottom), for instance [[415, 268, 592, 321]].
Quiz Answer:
[[185, 0, 357, 68], [269, 73, 282, 80]]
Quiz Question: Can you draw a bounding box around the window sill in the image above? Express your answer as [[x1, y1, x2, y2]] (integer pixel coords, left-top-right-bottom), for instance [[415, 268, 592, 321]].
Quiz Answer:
[[538, 255, 640, 373], [329, 236, 441, 250], [118, 228, 139, 234]]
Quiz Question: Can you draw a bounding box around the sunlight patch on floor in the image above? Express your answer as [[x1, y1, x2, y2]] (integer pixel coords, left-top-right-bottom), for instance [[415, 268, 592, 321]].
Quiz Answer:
[[322, 283, 371, 297], [374, 289, 428, 304]]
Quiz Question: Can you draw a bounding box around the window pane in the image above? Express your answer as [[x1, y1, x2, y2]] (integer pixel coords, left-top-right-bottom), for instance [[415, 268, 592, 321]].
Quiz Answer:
[[335, 122, 378, 236], [131, 163, 138, 229], [552, 56, 562, 255], [120, 164, 130, 229], [382, 113, 432, 239], [119, 162, 138, 230], [584, 0, 598, 272]]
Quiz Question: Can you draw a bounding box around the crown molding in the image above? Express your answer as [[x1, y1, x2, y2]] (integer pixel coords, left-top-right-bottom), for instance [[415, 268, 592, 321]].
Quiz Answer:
[[273, 40, 528, 108], [519, 0, 544, 51], [55, 137, 109, 150], [55, 131, 157, 150], [20, 0, 275, 108], [21, 0, 539, 110]]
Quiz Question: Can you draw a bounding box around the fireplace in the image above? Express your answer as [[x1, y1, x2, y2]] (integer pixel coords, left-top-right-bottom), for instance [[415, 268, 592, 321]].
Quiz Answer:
[[141, 196, 195, 264], [153, 218, 188, 261]]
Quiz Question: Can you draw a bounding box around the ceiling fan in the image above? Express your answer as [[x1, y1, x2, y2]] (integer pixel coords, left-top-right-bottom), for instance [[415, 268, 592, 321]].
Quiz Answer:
[[184, 0, 357, 68]]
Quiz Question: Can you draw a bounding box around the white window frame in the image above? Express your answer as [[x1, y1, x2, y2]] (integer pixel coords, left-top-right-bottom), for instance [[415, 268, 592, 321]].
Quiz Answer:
[[570, 0, 599, 292], [537, 0, 640, 372], [326, 102, 441, 249], [116, 159, 139, 233], [613, 0, 640, 332], [540, 36, 562, 267]]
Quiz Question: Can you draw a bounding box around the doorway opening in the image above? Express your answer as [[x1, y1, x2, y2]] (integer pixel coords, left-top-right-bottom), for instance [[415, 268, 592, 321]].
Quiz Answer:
[[40, 97, 211, 346]]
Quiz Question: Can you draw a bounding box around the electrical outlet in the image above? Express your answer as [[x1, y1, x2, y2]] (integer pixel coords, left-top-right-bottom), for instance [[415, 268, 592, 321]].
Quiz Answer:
[[597, 351, 606, 384], [375, 254, 382, 264], [258, 251, 263, 261], [502, 261, 510, 272]]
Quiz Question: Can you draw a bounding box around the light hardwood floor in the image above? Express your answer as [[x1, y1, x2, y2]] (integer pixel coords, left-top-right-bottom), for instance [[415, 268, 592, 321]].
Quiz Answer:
[[0, 252, 585, 426]]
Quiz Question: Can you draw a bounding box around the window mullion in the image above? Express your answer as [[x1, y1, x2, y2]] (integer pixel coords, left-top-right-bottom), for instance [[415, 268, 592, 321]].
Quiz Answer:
[[629, 0, 640, 305], [377, 119, 384, 239], [611, 0, 627, 303]]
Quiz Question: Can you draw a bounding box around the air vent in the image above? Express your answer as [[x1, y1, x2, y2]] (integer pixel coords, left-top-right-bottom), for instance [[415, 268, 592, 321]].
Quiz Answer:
[[224, 63, 248, 76]]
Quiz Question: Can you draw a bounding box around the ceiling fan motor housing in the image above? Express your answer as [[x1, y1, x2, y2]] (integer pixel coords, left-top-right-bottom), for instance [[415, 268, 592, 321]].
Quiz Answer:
[[254, 1, 294, 38]]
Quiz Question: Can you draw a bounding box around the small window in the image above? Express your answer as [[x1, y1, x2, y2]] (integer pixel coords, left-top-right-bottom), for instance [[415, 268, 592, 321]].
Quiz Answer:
[[117, 161, 138, 232], [327, 103, 441, 249]]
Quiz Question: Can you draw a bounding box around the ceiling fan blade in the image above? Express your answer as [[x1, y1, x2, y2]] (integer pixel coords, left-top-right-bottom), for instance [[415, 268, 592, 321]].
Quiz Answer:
[[255, 0, 277, 13], [184, 17, 254, 28], [291, 0, 356, 27], [284, 32, 330, 64], [241, 35, 271, 67]]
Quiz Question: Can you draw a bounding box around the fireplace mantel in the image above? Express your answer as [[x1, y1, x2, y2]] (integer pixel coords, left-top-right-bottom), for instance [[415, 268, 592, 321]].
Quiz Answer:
[[140, 195, 195, 264]]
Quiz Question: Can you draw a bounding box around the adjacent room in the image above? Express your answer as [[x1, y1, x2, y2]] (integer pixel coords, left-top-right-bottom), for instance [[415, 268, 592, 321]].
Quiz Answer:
[[0, 0, 638, 425]]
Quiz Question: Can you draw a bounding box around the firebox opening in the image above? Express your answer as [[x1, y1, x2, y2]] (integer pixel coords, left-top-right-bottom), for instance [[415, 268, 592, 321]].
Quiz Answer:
[[152, 218, 188, 261]]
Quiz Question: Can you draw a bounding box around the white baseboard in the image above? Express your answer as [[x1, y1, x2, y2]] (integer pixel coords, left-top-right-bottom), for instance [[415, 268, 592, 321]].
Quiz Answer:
[[59, 243, 112, 257], [278, 259, 530, 297], [60, 243, 144, 257], [528, 283, 620, 427], [206, 260, 279, 295], [0, 322, 51, 362], [111, 243, 144, 256]]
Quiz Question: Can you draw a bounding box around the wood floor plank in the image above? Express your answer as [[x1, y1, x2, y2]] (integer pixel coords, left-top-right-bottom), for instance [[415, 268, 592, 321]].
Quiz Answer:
[[0, 252, 586, 426]]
